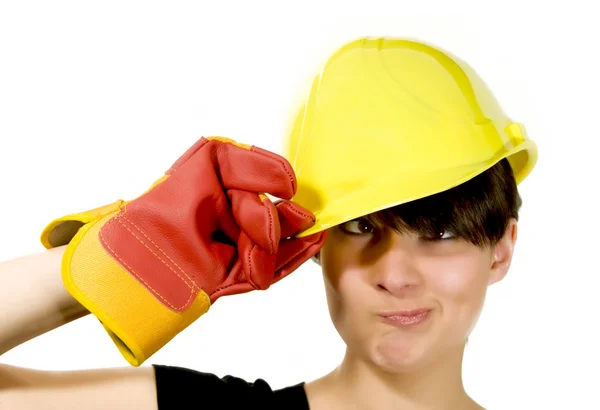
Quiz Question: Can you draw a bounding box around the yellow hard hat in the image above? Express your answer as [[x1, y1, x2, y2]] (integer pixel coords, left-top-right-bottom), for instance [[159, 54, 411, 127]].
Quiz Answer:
[[283, 37, 538, 237]]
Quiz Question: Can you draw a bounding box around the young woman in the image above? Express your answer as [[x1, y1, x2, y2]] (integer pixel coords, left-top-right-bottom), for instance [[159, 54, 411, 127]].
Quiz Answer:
[[0, 37, 537, 410]]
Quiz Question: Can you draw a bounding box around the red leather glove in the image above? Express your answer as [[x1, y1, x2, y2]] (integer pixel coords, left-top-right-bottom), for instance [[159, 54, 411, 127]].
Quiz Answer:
[[41, 136, 327, 365]]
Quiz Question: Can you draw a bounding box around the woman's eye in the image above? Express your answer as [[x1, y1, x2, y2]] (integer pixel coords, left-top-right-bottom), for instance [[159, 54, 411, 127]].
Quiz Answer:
[[423, 231, 455, 241], [440, 231, 454, 239], [340, 219, 375, 235]]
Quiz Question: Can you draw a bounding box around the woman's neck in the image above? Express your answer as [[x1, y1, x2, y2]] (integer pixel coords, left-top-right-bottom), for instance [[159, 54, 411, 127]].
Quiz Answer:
[[305, 344, 484, 410]]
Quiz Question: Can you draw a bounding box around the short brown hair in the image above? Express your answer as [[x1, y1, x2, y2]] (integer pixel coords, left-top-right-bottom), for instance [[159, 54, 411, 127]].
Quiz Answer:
[[363, 158, 522, 248]]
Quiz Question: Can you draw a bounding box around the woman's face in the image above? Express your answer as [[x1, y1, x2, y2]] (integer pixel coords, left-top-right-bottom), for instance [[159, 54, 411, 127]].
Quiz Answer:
[[318, 217, 517, 373]]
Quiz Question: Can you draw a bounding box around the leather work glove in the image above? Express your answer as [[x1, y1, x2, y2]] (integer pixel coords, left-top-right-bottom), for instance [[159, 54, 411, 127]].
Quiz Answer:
[[40, 136, 327, 366]]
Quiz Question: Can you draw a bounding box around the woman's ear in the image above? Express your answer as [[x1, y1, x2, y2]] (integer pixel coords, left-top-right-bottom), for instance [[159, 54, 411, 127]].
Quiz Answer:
[[488, 218, 518, 285]]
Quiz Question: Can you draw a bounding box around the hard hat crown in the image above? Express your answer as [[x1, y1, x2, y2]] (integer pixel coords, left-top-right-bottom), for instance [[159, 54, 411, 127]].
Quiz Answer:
[[284, 37, 537, 237]]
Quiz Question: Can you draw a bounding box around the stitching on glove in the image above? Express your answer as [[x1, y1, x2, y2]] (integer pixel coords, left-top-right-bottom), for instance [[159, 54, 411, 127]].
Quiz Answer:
[[99, 228, 196, 311], [269, 157, 294, 191], [100, 210, 198, 311], [209, 243, 261, 297], [265, 200, 275, 254], [279, 201, 314, 222], [120, 214, 199, 289], [250, 146, 296, 192], [114, 214, 197, 291], [246, 243, 258, 289]]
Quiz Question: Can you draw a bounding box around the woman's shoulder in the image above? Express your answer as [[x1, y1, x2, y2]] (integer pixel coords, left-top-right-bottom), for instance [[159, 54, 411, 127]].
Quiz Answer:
[[152, 364, 309, 409]]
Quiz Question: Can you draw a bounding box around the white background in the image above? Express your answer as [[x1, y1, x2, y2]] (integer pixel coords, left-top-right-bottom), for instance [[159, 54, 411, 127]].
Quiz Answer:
[[1, 1, 598, 409]]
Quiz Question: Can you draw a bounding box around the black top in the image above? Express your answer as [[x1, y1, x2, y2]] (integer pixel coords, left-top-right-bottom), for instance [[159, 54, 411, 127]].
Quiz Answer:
[[153, 364, 310, 409]]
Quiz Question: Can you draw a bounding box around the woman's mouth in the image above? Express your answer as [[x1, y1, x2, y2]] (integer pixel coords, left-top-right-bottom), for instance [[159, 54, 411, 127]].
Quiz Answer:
[[379, 309, 432, 326]]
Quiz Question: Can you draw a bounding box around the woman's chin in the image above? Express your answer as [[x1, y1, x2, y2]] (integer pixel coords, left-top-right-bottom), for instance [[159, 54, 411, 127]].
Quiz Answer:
[[370, 336, 433, 374]]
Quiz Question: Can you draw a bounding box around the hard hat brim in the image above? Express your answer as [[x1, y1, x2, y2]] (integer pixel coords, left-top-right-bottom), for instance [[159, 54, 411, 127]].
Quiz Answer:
[[294, 139, 537, 238]]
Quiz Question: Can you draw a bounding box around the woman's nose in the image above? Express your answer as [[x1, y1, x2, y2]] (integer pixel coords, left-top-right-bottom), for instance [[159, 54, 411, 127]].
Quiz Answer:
[[371, 235, 424, 297]]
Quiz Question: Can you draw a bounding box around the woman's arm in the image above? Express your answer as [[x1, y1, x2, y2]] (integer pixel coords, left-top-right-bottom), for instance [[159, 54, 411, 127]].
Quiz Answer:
[[0, 246, 90, 355], [0, 248, 159, 409], [0, 363, 158, 409]]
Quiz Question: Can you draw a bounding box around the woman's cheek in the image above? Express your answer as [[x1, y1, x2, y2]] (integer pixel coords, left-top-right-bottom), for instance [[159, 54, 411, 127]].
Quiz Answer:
[[425, 253, 490, 310]]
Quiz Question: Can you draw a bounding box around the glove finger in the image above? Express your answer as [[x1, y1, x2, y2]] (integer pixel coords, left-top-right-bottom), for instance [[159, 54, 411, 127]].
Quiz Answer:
[[207, 241, 237, 285], [212, 196, 241, 249], [274, 231, 328, 282], [274, 200, 317, 239], [237, 232, 277, 290], [208, 259, 256, 303], [212, 138, 297, 200], [228, 189, 280, 254]]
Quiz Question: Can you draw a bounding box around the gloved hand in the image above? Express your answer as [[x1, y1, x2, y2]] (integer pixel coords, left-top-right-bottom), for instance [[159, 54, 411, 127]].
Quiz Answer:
[[40, 136, 327, 366]]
